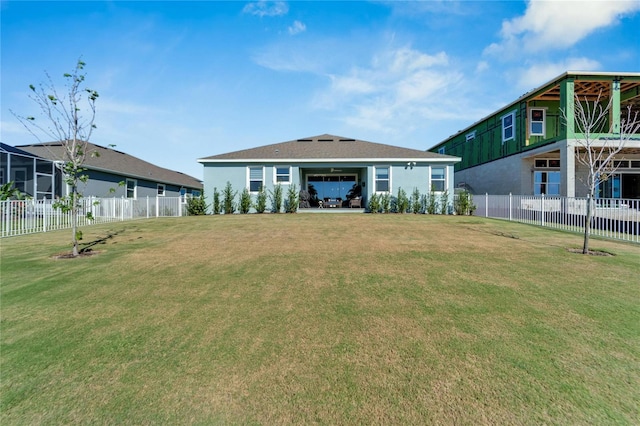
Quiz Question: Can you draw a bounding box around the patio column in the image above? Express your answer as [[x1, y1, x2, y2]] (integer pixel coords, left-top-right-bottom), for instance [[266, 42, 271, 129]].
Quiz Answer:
[[560, 78, 575, 138], [561, 142, 576, 197], [611, 78, 621, 134]]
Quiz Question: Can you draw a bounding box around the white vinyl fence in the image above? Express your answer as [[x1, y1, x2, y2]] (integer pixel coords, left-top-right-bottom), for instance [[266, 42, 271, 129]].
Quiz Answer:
[[473, 194, 640, 244], [1, 196, 187, 238]]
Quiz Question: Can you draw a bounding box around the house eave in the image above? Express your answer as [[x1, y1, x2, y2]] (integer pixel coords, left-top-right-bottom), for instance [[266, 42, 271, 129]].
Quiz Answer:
[[197, 157, 460, 164], [83, 164, 202, 189]]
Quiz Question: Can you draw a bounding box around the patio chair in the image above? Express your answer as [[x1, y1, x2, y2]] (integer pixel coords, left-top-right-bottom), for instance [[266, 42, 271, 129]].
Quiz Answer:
[[349, 197, 362, 208]]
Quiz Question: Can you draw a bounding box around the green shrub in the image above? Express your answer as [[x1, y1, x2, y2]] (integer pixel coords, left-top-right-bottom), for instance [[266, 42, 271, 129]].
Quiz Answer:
[[239, 188, 252, 214], [420, 194, 428, 214], [212, 187, 221, 215], [396, 187, 409, 213], [453, 190, 476, 215], [270, 184, 283, 213], [368, 193, 380, 213], [254, 186, 267, 213], [439, 190, 449, 215], [410, 188, 421, 214], [285, 184, 298, 213], [222, 182, 237, 214], [426, 191, 438, 214], [381, 193, 391, 213], [186, 191, 209, 215]]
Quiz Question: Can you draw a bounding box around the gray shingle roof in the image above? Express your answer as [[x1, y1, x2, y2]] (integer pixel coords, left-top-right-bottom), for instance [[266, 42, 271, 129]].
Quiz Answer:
[[16, 141, 202, 189], [198, 134, 459, 162]]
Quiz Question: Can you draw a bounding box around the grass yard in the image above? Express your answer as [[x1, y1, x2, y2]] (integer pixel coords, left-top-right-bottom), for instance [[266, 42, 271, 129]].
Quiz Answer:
[[1, 214, 639, 424]]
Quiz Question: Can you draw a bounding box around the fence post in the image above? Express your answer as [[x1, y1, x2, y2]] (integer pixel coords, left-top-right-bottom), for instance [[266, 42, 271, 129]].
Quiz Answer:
[[541, 193, 545, 227], [156, 196, 159, 218], [147, 196, 150, 219], [509, 193, 512, 222], [485, 193, 489, 218], [178, 198, 182, 217], [43, 198, 48, 233]]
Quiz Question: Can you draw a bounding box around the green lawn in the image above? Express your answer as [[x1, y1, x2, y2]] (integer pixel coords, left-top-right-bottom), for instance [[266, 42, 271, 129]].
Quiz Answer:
[[2, 214, 639, 424]]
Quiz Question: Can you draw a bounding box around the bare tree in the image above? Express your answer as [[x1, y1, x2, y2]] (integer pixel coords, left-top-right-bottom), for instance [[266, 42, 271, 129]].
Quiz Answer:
[[564, 90, 640, 254], [12, 59, 99, 257]]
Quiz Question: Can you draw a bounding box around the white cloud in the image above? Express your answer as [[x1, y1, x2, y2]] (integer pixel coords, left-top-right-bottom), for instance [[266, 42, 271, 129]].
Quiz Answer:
[[486, 0, 640, 56], [288, 20, 306, 35], [516, 57, 602, 89], [314, 46, 469, 135], [243, 1, 289, 17]]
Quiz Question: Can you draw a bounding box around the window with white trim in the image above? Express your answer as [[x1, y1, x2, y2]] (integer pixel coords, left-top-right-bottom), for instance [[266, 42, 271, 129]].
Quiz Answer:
[[529, 108, 546, 137], [274, 166, 291, 184], [502, 111, 516, 143], [375, 166, 390, 192], [126, 178, 137, 199], [430, 167, 446, 192], [157, 184, 165, 196], [466, 131, 476, 142], [248, 166, 264, 192]]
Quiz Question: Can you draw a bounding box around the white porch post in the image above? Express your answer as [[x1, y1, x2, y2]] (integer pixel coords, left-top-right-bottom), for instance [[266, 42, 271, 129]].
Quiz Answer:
[[560, 142, 576, 197]]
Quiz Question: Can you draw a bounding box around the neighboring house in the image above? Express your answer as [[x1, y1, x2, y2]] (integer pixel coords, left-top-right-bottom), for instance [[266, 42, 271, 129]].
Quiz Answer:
[[0, 143, 58, 199], [197, 134, 460, 210], [3, 141, 202, 199], [429, 71, 640, 199]]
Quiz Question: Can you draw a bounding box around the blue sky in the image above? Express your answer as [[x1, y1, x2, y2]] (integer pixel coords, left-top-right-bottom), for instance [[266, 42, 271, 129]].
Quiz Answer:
[[2, 0, 639, 180]]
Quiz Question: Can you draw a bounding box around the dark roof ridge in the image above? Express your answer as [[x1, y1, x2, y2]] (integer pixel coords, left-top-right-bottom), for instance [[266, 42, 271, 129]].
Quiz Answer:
[[199, 134, 459, 161]]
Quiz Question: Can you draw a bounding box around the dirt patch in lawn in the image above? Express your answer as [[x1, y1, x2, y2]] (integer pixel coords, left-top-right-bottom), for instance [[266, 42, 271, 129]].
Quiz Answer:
[[567, 248, 614, 256]]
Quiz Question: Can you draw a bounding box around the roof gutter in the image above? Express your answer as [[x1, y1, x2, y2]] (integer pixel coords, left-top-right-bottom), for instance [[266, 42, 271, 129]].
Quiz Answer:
[[197, 157, 460, 164]]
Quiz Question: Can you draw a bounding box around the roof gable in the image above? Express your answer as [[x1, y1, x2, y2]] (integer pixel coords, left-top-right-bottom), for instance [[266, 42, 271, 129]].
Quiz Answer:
[[198, 134, 459, 162]]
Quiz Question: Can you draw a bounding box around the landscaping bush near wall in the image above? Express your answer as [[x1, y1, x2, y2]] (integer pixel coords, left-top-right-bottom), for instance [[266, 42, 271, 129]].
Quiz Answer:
[[368, 188, 455, 214], [208, 183, 295, 215]]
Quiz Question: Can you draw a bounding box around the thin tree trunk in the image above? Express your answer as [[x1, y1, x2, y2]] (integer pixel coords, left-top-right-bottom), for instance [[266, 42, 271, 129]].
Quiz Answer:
[[72, 187, 79, 256], [583, 194, 593, 254]]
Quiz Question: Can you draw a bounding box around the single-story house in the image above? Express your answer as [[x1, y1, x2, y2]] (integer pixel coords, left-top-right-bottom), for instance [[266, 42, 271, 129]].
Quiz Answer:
[[197, 134, 461, 211], [2, 141, 202, 199], [428, 71, 640, 199]]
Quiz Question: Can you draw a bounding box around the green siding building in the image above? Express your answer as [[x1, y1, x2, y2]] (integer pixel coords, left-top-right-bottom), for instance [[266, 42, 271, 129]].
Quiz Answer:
[[429, 72, 640, 199]]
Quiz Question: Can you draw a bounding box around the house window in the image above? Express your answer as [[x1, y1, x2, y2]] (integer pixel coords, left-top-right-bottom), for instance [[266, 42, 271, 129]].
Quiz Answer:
[[248, 166, 264, 192], [274, 166, 291, 184], [438, 147, 446, 155], [534, 171, 560, 196], [430, 167, 446, 192], [529, 108, 546, 137], [535, 158, 560, 168], [375, 166, 390, 192], [466, 131, 476, 142], [126, 178, 137, 199], [502, 111, 516, 143], [157, 184, 165, 196]]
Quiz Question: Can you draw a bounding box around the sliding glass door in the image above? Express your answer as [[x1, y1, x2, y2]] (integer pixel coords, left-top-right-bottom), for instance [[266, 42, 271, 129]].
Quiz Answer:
[[307, 175, 357, 201]]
